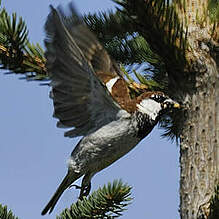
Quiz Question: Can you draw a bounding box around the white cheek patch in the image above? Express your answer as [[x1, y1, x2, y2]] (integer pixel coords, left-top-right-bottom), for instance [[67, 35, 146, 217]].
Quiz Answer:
[[137, 99, 161, 120], [106, 76, 120, 93]]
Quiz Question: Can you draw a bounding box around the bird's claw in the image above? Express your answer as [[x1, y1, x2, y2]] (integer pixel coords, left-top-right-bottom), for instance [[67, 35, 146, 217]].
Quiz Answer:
[[68, 183, 91, 200], [79, 183, 91, 200]]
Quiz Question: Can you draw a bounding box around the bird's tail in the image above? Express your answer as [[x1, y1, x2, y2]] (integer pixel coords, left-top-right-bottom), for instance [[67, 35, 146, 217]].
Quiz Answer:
[[41, 172, 81, 215]]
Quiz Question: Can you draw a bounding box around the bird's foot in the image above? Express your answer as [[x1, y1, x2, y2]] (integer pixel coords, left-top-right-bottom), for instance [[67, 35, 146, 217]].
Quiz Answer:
[[68, 183, 91, 200], [79, 182, 91, 200]]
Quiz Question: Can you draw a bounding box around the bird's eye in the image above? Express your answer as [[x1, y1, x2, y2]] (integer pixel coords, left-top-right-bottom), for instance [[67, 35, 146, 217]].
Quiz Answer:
[[150, 94, 166, 103]]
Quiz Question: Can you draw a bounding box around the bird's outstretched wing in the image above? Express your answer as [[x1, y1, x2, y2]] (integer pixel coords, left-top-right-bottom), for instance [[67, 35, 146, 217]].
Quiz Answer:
[[45, 5, 123, 138]]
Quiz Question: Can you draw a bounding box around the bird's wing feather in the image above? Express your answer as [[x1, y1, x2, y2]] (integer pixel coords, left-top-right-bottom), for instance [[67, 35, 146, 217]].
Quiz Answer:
[[45, 5, 122, 138], [55, 4, 122, 78]]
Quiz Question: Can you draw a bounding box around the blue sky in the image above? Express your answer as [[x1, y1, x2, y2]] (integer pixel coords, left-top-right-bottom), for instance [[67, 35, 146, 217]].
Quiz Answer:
[[0, 1, 180, 219]]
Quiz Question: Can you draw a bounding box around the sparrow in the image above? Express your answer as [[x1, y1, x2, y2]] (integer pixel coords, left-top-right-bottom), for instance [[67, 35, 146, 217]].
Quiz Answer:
[[41, 4, 180, 215]]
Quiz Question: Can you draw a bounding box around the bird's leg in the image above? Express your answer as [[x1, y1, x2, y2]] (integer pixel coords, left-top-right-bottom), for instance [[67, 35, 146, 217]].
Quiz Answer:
[[68, 182, 91, 198], [78, 173, 93, 200], [78, 182, 91, 200]]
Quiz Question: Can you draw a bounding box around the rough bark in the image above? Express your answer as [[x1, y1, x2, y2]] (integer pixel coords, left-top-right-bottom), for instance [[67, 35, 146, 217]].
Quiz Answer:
[[180, 61, 218, 219], [178, 0, 219, 217]]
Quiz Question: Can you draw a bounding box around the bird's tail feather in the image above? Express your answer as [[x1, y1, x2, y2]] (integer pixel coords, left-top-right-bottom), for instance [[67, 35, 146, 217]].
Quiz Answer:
[[41, 172, 81, 215]]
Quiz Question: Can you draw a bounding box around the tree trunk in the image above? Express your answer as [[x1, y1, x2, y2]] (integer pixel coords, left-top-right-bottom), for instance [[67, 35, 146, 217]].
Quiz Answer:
[[180, 75, 218, 218], [179, 25, 219, 219]]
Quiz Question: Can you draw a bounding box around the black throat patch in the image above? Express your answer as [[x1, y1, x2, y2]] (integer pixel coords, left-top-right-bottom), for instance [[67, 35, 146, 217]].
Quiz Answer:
[[134, 111, 158, 139]]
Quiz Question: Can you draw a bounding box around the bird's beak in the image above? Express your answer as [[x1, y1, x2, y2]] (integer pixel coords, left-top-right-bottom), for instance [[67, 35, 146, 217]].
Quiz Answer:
[[162, 99, 180, 109], [173, 102, 180, 108]]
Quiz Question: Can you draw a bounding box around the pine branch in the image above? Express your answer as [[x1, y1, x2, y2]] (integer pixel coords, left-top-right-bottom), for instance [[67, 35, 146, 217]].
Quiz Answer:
[[0, 204, 19, 219], [0, 5, 48, 80], [57, 180, 132, 219], [84, 10, 134, 41], [84, 9, 164, 68], [113, 0, 188, 70]]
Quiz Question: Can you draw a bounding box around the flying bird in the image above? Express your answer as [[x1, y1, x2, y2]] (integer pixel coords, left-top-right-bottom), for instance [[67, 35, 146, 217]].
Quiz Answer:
[[41, 4, 180, 215]]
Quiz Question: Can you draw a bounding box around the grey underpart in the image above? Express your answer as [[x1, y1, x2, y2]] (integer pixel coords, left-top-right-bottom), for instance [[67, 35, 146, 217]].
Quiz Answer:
[[41, 108, 159, 215]]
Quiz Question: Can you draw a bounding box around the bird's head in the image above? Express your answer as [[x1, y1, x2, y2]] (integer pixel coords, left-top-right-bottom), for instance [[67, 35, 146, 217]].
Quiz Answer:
[[136, 92, 180, 121]]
